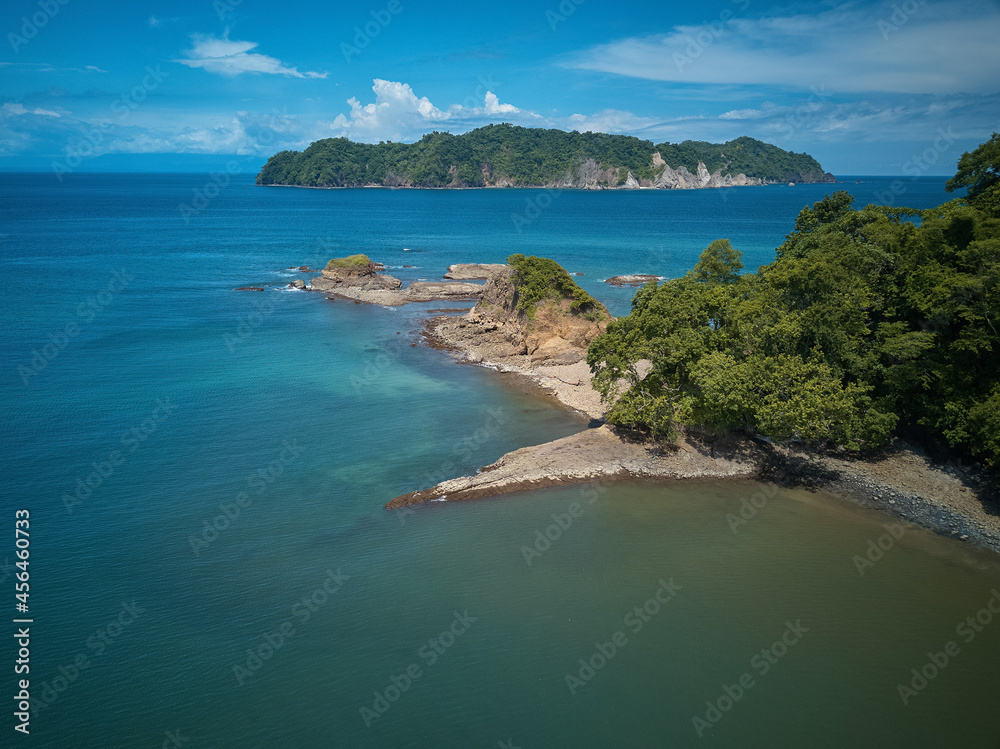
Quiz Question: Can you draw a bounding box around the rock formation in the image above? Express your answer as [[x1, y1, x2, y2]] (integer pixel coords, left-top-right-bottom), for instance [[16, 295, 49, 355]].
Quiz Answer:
[[308, 254, 402, 293], [462, 265, 610, 364], [605, 275, 663, 286], [443, 263, 509, 280]]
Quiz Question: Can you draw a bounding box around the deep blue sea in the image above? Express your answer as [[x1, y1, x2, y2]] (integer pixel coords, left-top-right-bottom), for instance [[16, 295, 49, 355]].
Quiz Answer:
[[3, 173, 1000, 748]]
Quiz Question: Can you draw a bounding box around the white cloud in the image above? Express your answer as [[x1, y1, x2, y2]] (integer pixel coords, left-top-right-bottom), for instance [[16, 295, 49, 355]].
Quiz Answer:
[[566, 0, 1000, 95], [2, 102, 61, 117], [719, 106, 773, 121], [567, 109, 658, 134], [483, 91, 518, 115], [176, 33, 327, 78], [330, 80, 535, 141], [84, 65, 107, 73]]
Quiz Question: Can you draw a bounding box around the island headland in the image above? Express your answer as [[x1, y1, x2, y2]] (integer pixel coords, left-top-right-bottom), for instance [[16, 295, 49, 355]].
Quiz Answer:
[[278, 249, 1000, 554]]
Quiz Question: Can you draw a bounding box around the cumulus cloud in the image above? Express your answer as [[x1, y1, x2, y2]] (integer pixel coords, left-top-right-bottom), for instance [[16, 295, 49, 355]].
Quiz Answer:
[[330, 79, 534, 141], [565, 0, 1000, 94], [176, 33, 327, 78], [483, 91, 518, 115]]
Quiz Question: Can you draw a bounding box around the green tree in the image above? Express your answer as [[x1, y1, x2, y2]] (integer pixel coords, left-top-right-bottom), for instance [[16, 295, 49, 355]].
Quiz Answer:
[[588, 135, 1000, 469], [947, 132, 1000, 217], [692, 239, 743, 284]]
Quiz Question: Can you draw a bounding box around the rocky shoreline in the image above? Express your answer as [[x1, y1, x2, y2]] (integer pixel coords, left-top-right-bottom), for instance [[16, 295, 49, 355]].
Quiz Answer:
[[410, 313, 1000, 553], [269, 253, 1000, 553]]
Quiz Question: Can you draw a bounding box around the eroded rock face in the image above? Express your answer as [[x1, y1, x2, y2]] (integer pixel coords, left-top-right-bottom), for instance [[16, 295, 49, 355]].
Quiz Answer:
[[466, 267, 610, 364], [309, 255, 402, 292], [443, 263, 509, 280], [650, 154, 765, 190], [405, 281, 483, 301]]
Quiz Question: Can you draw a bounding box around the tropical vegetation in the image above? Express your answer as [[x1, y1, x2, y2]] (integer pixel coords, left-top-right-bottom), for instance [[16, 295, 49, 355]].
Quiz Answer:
[[588, 136, 1000, 470]]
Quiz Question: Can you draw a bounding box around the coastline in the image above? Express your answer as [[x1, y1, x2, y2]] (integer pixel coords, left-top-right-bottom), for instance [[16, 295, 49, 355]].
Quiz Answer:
[[394, 313, 1000, 554], [256, 180, 832, 192]]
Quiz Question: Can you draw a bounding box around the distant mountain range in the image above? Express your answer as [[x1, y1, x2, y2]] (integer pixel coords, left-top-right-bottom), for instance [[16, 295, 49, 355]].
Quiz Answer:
[[256, 124, 835, 190]]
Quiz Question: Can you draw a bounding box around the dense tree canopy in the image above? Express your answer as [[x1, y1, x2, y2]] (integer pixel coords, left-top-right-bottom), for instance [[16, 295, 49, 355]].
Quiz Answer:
[[947, 132, 1000, 217], [588, 152, 1000, 470], [256, 125, 829, 188]]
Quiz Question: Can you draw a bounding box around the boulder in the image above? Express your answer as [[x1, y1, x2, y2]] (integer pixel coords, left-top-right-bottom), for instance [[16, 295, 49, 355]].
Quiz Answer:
[[443, 263, 509, 280], [605, 275, 662, 286], [310, 254, 402, 292], [406, 281, 484, 299]]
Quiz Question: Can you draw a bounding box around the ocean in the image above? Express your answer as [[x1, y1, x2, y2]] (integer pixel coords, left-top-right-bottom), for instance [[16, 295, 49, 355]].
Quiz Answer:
[[2, 172, 999, 748]]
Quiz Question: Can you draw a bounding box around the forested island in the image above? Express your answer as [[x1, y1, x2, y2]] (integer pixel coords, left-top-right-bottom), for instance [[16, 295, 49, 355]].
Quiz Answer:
[[256, 124, 835, 189]]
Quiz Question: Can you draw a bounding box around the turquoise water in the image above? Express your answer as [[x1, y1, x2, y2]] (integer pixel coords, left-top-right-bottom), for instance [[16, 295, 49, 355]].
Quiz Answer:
[[3, 173, 999, 748]]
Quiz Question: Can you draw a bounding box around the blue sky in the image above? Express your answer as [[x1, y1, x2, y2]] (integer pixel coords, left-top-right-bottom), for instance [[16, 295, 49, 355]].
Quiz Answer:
[[1, 0, 998, 174]]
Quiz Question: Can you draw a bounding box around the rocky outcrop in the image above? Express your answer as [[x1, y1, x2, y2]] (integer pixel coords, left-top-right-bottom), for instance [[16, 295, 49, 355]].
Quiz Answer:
[[443, 263, 509, 280], [463, 267, 610, 365], [386, 426, 763, 508], [651, 156, 765, 190], [304, 256, 484, 305], [309, 254, 402, 293], [404, 282, 484, 302], [605, 275, 663, 287]]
